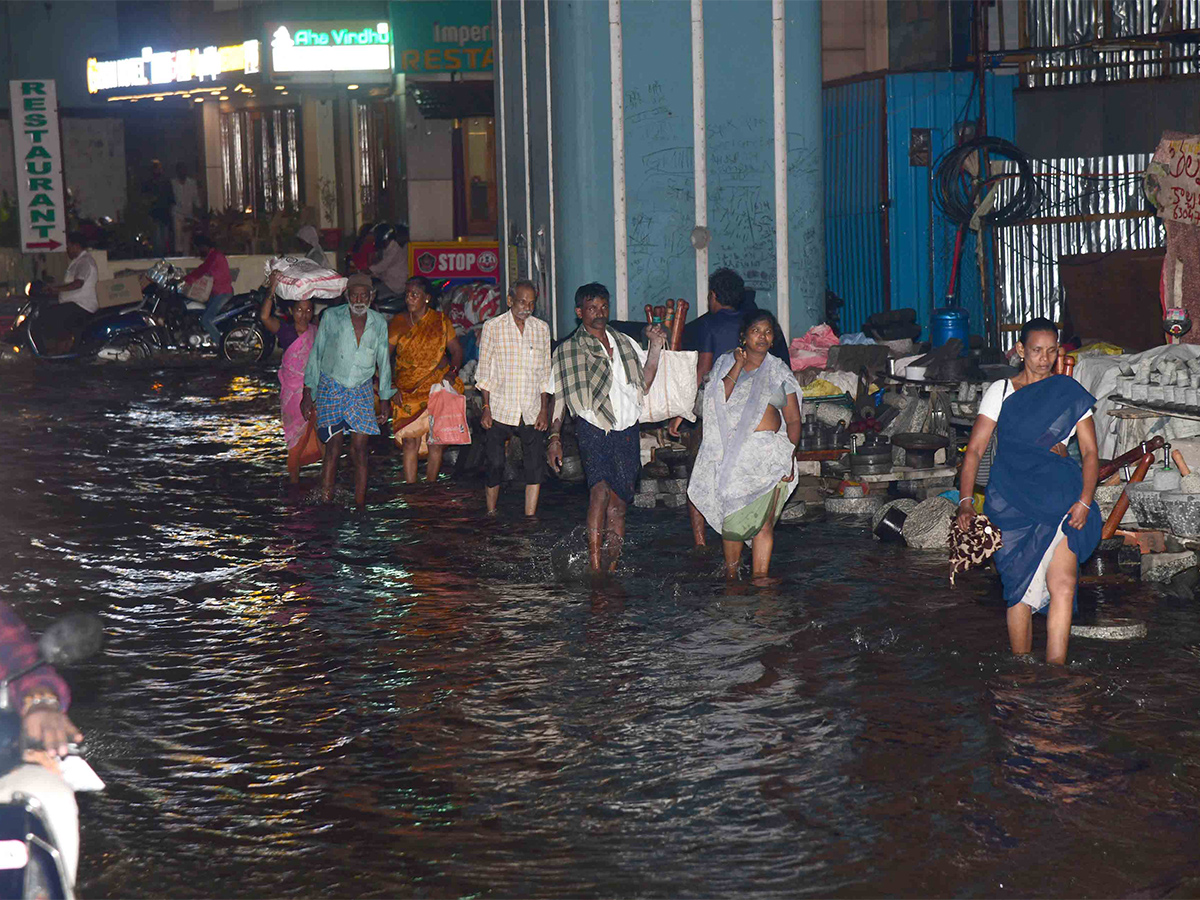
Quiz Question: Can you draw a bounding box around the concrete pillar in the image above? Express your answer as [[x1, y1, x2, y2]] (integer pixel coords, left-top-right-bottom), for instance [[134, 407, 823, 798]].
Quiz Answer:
[[201, 101, 224, 212], [786, 0, 826, 334], [504, 0, 823, 339], [302, 97, 338, 228], [543, 0, 615, 336]]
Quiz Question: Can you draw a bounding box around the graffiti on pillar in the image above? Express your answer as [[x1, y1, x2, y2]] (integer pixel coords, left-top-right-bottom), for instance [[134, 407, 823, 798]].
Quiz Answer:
[[624, 81, 696, 306], [704, 117, 777, 293], [787, 138, 824, 319]]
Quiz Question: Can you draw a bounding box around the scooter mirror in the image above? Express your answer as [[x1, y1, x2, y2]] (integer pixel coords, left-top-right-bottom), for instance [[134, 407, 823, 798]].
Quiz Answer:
[[38, 614, 104, 667]]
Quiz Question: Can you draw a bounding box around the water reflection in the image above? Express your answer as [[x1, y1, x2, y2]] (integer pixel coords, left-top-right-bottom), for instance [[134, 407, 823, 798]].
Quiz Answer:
[[0, 365, 1197, 897]]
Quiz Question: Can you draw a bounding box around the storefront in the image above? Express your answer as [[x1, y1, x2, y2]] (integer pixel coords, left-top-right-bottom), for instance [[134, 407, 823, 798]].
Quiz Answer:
[[85, 20, 402, 254], [390, 0, 497, 242]]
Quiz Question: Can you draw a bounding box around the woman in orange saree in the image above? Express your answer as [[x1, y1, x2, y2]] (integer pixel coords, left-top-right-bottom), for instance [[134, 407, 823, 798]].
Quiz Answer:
[[389, 276, 464, 483]]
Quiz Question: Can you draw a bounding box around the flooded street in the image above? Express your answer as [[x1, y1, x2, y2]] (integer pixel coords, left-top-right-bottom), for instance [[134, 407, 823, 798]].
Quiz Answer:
[[1, 364, 1198, 898]]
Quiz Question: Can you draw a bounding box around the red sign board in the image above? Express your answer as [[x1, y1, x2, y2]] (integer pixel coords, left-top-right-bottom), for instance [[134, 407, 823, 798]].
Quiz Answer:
[[408, 241, 500, 283]]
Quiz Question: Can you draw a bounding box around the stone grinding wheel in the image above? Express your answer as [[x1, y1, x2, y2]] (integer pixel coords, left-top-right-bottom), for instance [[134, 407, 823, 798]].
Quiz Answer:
[[1070, 621, 1147, 640], [901, 496, 957, 549], [871, 498, 918, 533]]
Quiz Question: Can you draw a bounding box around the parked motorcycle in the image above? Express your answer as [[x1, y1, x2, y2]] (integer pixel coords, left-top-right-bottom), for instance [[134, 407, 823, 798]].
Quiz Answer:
[[140, 261, 275, 363], [0, 613, 104, 900], [4, 286, 159, 363]]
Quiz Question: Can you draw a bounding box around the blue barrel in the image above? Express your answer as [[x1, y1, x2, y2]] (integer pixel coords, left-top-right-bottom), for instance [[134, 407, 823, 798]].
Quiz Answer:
[[930, 307, 969, 357]]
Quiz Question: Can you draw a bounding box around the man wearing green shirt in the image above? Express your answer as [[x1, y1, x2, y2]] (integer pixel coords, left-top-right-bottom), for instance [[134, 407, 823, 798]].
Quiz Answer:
[[301, 274, 395, 507]]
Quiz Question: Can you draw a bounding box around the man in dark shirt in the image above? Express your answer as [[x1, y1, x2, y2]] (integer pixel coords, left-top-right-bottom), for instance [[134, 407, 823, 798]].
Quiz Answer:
[[694, 268, 746, 386]]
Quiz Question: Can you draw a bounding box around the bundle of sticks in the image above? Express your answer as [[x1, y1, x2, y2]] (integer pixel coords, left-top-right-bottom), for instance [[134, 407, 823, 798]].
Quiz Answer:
[[643, 298, 690, 351]]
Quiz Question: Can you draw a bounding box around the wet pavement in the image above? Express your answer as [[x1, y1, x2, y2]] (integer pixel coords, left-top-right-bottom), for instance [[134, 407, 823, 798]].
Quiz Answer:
[[1, 363, 1199, 898]]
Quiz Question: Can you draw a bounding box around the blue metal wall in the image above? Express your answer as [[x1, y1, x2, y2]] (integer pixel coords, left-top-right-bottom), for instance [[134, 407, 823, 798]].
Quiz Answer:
[[823, 77, 886, 334], [885, 71, 1017, 342], [822, 70, 1017, 339]]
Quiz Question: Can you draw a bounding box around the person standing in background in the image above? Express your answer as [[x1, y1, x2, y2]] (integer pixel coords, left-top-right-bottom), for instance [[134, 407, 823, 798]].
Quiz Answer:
[[143, 159, 174, 256], [297, 225, 328, 268], [370, 223, 409, 299], [476, 279, 552, 517], [170, 163, 201, 257]]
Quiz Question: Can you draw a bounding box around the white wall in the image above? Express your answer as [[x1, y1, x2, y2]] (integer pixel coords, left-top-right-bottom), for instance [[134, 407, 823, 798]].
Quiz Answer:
[[2, 117, 126, 220], [404, 93, 454, 240], [61, 118, 127, 220]]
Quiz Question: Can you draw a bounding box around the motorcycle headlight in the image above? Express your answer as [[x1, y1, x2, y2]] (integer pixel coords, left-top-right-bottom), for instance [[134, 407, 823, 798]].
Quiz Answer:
[[23, 282, 31, 297]]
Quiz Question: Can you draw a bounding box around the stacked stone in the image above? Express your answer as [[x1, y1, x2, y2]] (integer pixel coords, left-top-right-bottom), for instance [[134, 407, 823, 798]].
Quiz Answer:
[[634, 465, 691, 509]]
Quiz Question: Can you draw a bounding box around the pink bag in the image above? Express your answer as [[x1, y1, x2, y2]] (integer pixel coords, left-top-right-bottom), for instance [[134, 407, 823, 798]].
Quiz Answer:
[[427, 381, 471, 445]]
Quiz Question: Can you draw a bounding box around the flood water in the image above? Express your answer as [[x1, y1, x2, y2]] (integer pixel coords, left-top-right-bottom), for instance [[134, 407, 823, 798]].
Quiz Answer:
[[1, 363, 1199, 898]]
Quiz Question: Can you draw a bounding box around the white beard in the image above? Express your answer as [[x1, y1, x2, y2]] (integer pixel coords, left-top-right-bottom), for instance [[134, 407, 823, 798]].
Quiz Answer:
[[349, 303, 370, 316]]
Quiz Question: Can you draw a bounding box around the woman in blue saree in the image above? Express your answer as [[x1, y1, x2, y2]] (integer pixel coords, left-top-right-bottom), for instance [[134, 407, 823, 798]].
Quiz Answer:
[[957, 318, 1101, 664]]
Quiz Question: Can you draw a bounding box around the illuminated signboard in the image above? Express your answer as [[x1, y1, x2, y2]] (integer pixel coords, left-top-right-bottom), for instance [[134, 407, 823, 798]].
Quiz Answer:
[[87, 41, 260, 93], [270, 22, 392, 73], [389, 1, 493, 73]]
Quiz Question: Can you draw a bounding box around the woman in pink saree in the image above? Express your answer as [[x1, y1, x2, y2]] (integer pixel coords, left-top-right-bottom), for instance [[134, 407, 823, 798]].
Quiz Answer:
[[265, 291, 322, 482]]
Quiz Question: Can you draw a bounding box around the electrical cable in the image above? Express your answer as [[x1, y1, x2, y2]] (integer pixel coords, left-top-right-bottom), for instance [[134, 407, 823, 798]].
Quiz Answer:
[[933, 136, 1041, 228]]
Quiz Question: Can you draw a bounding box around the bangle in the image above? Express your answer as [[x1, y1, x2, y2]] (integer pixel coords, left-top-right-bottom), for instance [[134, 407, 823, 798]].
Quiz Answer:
[[548, 434, 561, 443], [21, 695, 60, 716], [958, 498, 974, 507]]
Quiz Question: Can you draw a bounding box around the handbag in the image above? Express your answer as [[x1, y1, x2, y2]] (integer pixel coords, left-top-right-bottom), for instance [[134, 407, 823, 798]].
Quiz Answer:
[[427, 381, 472, 445], [185, 274, 213, 303], [948, 512, 1002, 585]]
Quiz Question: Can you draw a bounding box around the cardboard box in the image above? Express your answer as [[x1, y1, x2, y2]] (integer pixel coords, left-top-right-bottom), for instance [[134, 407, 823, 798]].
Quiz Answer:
[[96, 275, 145, 309]]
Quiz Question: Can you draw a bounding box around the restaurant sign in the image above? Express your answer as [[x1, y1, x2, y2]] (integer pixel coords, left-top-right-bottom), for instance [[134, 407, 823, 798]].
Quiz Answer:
[[270, 22, 393, 73], [389, 1, 493, 73], [8, 80, 65, 253], [87, 41, 260, 93]]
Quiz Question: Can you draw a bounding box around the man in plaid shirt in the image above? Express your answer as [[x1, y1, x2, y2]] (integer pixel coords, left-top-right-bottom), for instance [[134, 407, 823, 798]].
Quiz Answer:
[[476, 280, 553, 517], [548, 283, 668, 574]]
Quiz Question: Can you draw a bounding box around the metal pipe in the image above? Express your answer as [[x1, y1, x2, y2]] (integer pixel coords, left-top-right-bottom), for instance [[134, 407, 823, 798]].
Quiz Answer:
[[691, 0, 708, 311], [609, 0, 629, 320], [771, 0, 789, 337], [543, 0, 558, 338], [496, 0, 511, 292], [519, 0, 534, 280]]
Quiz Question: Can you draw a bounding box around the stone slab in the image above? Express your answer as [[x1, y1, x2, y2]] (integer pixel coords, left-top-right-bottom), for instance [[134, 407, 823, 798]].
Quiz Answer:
[[859, 465, 957, 484], [1140, 550, 1198, 583], [1071, 620, 1148, 640], [794, 460, 821, 477], [661, 493, 686, 508], [633, 494, 658, 509], [661, 478, 688, 495], [825, 496, 883, 518], [638, 478, 659, 494], [778, 501, 807, 523]]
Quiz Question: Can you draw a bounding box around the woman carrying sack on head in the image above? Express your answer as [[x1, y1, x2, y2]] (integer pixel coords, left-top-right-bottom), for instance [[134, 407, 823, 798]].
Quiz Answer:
[[956, 317, 1101, 666], [388, 275, 464, 484]]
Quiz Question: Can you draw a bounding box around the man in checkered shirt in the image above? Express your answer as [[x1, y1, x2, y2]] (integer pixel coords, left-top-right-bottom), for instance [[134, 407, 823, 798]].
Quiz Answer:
[[475, 279, 553, 517]]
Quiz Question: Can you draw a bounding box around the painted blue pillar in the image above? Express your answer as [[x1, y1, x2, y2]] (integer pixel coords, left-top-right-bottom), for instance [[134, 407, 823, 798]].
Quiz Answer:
[[785, 0, 825, 335], [501, 0, 825, 340], [547, 0, 616, 336]]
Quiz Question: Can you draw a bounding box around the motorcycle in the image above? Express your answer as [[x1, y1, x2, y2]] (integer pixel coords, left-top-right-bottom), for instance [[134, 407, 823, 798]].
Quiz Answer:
[[4, 285, 159, 363], [0, 613, 104, 900], [140, 261, 275, 363]]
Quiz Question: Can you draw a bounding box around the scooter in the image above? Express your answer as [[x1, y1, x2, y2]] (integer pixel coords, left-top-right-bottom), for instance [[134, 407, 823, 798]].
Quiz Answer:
[[140, 261, 275, 363], [0, 613, 104, 900], [4, 287, 160, 363]]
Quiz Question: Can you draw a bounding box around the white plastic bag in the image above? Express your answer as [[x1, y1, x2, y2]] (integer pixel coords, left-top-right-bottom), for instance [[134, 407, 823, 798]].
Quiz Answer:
[[266, 256, 347, 301], [640, 349, 698, 424]]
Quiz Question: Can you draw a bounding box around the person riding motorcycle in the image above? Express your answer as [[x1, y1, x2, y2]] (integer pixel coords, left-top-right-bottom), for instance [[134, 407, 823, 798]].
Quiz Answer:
[[0, 602, 83, 889], [38, 231, 99, 355], [368, 223, 409, 301]]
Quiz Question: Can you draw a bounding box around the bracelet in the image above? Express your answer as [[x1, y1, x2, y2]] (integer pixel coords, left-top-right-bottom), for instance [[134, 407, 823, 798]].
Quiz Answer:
[[958, 497, 974, 507], [548, 434, 562, 443], [21, 695, 60, 716]]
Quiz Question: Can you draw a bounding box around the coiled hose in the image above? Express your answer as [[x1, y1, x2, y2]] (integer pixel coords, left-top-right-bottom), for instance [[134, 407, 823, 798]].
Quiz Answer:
[[932, 136, 1040, 228]]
